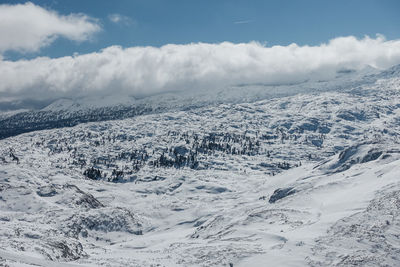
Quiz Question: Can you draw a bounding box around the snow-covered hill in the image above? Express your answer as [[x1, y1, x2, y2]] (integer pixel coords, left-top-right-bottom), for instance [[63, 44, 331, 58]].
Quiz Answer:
[[0, 65, 399, 266], [0, 65, 381, 140]]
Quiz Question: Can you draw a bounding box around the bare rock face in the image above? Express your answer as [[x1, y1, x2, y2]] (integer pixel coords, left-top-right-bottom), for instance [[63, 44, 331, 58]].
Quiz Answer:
[[36, 185, 58, 197], [64, 207, 145, 239], [322, 143, 399, 173], [41, 239, 87, 261], [63, 184, 104, 209], [269, 187, 296, 203], [36, 184, 104, 209]]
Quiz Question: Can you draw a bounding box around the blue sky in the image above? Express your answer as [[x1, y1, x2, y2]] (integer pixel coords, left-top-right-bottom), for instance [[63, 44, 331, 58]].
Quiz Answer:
[[1, 0, 400, 59], [1, 0, 400, 104]]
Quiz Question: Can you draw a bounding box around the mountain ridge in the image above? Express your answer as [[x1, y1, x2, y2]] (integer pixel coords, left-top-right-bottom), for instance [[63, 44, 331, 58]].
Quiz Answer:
[[0, 64, 385, 140]]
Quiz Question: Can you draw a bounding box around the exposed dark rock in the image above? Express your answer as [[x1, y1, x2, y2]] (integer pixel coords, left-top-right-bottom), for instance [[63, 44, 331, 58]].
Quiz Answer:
[[64, 184, 104, 209], [327, 144, 389, 173], [41, 239, 87, 261], [65, 207, 144, 239], [36, 185, 58, 197], [361, 150, 382, 163], [269, 187, 296, 203]]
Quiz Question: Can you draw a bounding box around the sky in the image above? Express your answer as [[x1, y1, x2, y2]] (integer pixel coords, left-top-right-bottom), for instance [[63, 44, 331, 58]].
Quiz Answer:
[[0, 0, 400, 107], [2, 0, 400, 59]]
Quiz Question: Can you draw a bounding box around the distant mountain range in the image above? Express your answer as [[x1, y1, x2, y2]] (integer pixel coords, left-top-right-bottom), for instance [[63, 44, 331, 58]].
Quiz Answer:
[[0, 64, 387, 140]]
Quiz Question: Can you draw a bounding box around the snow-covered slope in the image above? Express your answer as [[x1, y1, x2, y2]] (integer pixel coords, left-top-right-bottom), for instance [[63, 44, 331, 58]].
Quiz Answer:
[[0, 65, 380, 140], [0, 65, 399, 266], [41, 95, 137, 112]]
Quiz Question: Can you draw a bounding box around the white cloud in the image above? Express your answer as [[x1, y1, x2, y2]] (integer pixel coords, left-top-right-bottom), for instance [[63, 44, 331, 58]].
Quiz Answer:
[[234, 20, 253, 25], [108, 13, 134, 26], [1, 35, 400, 102], [0, 2, 100, 53]]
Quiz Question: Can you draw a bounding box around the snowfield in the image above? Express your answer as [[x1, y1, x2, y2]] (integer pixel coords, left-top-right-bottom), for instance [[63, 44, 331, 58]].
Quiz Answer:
[[0, 65, 400, 266]]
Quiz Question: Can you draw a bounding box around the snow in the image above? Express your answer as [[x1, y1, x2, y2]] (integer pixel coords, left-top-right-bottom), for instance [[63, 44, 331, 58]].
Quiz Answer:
[[0, 109, 29, 120], [41, 95, 137, 112], [0, 65, 399, 266]]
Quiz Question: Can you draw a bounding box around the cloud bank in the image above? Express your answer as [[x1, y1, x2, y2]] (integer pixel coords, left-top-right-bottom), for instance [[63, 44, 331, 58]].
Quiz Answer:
[[1, 35, 400, 102], [0, 2, 100, 53]]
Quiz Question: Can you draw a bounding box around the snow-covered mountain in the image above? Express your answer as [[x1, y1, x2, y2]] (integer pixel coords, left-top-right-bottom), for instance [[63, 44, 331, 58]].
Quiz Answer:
[[0, 64, 400, 266], [0, 65, 381, 140]]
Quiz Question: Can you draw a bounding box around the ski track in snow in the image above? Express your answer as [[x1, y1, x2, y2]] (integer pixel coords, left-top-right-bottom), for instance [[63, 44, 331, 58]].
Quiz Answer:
[[0, 67, 400, 266]]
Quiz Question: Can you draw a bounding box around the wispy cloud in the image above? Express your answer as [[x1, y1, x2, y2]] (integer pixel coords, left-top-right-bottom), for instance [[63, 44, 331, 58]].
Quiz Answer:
[[108, 13, 134, 26], [0, 2, 100, 53], [234, 19, 253, 25], [1, 35, 400, 102]]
